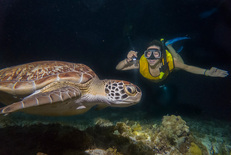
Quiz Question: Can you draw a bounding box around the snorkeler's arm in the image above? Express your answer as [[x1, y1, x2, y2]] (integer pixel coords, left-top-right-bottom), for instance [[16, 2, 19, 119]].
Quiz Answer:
[[116, 51, 139, 70], [174, 59, 229, 77]]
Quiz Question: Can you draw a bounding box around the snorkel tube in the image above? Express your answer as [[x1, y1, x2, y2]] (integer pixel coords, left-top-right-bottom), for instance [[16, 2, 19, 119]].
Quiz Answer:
[[159, 38, 169, 79]]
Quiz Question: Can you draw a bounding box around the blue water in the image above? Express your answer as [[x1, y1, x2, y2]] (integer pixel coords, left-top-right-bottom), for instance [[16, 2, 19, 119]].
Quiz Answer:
[[0, 0, 230, 154]]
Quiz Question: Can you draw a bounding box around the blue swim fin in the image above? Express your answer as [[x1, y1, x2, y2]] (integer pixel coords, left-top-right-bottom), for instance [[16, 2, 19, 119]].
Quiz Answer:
[[177, 46, 184, 53], [165, 37, 190, 46]]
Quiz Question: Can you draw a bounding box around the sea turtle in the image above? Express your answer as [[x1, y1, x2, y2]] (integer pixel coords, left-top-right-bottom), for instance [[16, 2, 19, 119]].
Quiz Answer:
[[0, 61, 141, 116]]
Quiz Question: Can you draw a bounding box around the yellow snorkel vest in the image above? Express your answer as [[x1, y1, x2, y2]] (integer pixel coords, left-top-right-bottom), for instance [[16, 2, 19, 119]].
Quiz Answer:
[[139, 50, 174, 82]]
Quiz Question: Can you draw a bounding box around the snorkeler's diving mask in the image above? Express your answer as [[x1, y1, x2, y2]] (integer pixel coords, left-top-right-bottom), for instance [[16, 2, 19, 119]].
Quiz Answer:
[[144, 48, 162, 59]]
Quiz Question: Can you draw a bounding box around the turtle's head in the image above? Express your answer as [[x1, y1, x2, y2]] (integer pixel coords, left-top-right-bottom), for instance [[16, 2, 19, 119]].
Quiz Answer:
[[103, 80, 142, 107]]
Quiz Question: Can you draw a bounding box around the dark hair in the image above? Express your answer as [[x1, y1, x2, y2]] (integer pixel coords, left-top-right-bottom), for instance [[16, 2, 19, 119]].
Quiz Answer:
[[147, 40, 165, 52]]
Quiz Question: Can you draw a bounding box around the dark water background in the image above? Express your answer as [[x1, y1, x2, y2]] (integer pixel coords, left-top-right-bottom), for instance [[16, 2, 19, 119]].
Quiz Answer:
[[0, 0, 230, 120]]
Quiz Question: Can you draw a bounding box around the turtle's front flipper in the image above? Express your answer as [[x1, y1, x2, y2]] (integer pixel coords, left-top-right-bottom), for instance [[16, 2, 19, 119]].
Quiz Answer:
[[0, 86, 81, 115]]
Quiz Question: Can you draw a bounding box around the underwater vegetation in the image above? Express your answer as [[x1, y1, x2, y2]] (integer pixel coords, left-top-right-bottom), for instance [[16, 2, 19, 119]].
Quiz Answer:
[[1, 114, 230, 155]]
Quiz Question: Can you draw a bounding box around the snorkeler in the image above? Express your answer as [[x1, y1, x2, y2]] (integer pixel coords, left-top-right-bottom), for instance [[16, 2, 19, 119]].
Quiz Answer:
[[116, 38, 229, 83]]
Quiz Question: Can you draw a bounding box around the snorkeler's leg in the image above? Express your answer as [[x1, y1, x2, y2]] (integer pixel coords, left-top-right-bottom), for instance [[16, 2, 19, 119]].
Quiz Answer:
[[167, 45, 184, 64]]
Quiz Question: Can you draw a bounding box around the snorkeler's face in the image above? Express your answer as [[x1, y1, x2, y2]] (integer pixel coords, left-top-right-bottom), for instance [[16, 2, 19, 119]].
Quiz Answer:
[[146, 46, 161, 66]]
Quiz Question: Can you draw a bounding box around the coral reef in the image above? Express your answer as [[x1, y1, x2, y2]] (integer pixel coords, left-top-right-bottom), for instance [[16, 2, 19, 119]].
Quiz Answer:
[[185, 117, 231, 155], [85, 148, 122, 155], [113, 115, 208, 154], [186, 142, 202, 155], [2, 114, 229, 155], [151, 115, 191, 154], [94, 117, 114, 127]]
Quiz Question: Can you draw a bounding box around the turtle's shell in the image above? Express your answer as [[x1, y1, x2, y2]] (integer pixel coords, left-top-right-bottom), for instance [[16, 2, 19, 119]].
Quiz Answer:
[[0, 61, 97, 104]]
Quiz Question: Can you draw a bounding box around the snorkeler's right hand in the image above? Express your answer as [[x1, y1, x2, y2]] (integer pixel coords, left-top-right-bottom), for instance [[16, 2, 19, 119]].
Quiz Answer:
[[126, 50, 138, 62]]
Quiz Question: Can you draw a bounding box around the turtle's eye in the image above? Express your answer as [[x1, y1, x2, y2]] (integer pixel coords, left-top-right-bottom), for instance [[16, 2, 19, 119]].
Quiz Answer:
[[124, 85, 136, 95]]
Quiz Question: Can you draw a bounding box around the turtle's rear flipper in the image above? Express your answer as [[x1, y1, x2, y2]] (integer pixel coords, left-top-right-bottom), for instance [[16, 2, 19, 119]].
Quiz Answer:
[[0, 86, 81, 115]]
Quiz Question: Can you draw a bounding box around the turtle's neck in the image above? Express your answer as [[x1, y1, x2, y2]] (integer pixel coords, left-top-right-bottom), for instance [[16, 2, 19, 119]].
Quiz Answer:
[[89, 78, 105, 96]]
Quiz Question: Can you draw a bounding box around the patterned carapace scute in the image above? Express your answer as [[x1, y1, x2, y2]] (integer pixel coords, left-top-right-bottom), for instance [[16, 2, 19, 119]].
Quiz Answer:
[[0, 61, 97, 83], [0, 61, 98, 95]]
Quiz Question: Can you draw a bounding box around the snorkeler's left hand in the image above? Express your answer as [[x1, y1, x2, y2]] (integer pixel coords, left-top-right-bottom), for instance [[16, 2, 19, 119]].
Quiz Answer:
[[205, 67, 229, 77]]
